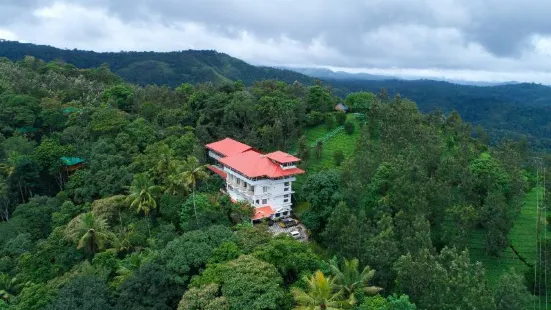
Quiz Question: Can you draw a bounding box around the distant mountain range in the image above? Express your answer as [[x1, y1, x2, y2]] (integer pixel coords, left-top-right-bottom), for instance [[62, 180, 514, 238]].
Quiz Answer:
[[283, 66, 519, 87], [0, 40, 314, 86], [281, 67, 396, 81]]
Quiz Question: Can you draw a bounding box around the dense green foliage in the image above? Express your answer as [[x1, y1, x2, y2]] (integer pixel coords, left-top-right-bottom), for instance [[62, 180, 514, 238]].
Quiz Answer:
[[0, 53, 547, 309], [335, 79, 551, 150], [4, 41, 551, 151]]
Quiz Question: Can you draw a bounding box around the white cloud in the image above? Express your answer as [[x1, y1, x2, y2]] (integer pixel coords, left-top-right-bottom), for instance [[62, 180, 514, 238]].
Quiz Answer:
[[0, 29, 18, 41], [2, 0, 551, 83], [531, 34, 551, 58], [5, 2, 345, 66]]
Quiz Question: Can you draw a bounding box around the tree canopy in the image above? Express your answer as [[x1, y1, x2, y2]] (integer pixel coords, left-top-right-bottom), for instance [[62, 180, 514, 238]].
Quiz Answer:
[[0, 52, 543, 310]]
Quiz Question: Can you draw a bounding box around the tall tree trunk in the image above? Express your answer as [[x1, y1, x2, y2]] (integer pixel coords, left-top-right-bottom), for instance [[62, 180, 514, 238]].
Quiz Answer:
[[56, 171, 64, 191], [18, 183, 24, 202], [0, 203, 8, 222], [193, 183, 199, 227]]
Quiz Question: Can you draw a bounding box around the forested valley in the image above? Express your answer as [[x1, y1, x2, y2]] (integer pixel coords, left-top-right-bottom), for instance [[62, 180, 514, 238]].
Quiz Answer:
[[0, 54, 548, 310]]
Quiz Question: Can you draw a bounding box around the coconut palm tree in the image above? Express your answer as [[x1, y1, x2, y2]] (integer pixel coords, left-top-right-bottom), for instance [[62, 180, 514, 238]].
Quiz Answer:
[[182, 156, 209, 226], [164, 160, 191, 196], [126, 172, 162, 216], [112, 250, 151, 288], [291, 270, 353, 310], [0, 274, 22, 303], [66, 212, 111, 256], [153, 145, 176, 183], [330, 258, 382, 302]]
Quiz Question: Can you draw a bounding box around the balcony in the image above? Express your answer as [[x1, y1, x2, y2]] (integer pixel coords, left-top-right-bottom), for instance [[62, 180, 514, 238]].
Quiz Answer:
[[235, 185, 248, 193], [242, 190, 255, 198]]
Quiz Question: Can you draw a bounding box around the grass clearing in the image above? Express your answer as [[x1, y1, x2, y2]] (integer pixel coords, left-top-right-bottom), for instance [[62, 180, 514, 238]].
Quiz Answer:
[[292, 114, 360, 189], [290, 113, 360, 217]]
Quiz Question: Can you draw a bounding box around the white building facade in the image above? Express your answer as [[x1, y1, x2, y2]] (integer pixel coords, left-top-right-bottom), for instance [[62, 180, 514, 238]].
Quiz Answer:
[[206, 138, 304, 221], [225, 171, 296, 217]]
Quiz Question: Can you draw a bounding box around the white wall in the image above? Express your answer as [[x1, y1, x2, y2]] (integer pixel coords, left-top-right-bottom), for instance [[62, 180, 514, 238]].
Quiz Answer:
[[208, 151, 222, 161], [224, 169, 297, 210]]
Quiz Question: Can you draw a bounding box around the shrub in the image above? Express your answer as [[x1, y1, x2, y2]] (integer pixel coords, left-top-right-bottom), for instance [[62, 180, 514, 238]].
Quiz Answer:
[[325, 114, 336, 131], [305, 112, 324, 127], [344, 121, 355, 135], [335, 111, 346, 125], [333, 150, 345, 166]]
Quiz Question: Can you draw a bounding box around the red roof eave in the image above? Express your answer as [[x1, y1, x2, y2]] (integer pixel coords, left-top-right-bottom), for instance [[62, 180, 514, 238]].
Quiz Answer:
[[273, 167, 305, 178], [207, 165, 227, 179]]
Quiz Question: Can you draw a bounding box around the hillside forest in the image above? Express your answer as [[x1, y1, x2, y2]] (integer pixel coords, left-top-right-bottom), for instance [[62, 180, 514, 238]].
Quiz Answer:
[[3, 40, 551, 152], [0, 55, 549, 310]]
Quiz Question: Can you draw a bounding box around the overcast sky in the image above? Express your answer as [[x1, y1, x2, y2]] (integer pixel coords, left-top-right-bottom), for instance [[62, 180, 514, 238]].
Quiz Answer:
[[1, 0, 551, 83]]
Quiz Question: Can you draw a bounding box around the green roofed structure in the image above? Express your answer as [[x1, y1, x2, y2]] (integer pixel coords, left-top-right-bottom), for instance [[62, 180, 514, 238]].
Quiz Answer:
[[60, 157, 85, 172]]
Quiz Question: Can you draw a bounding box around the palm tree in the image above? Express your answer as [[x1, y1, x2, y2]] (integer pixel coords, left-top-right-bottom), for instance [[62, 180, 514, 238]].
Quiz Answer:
[[126, 173, 162, 216], [291, 270, 353, 310], [66, 212, 111, 256], [330, 258, 382, 303], [154, 146, 175, 182], [112, 251, 150, 288], [0, 274, 22, 303], [127, 173, 162, 236], [182, 156, 209, 226], [164, 160, 191, 196]]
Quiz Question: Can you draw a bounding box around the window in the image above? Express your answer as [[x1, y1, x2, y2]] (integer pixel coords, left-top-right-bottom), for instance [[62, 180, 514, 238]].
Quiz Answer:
[[284, 182, 290, 186], [284, 199, 289, 203], [282, 211, 289, 216], [256, 200, 259, 204], [236, 179, 241, 185], [263, 186, 269, 193], [262, 199, 267, 204], [284, 194, 289, 198], [250, 186, 254, 192], [275, 213, 281, 217], [284, 187, 289, 191]]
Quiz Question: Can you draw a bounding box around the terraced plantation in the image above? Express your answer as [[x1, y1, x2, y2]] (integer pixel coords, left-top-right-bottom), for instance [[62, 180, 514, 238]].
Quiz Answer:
[[292, 114, 360, 189], [468, 188, 542, 283]]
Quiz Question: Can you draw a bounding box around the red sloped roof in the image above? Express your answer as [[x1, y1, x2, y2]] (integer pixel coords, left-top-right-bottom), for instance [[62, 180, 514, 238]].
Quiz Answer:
[[265, 151, 300, 164], [207, 165, 227, 179], [252, 205, 274, 220], [218, 150, 305, 178], [205, 138, 253, 157]]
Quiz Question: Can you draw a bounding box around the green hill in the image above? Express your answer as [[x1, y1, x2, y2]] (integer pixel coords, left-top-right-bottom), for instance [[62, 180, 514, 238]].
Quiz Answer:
[[0, 40, 314, 86], [328, 79, 551, 150], [5, 40, 551, 150]]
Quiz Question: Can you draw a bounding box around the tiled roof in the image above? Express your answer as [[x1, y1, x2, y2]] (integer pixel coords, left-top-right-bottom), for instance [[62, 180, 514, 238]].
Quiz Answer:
[[205, 138, 253, 157], [265, 151, 300, 164], [252, 205, 274, 220], [218, 150, 305, 178]]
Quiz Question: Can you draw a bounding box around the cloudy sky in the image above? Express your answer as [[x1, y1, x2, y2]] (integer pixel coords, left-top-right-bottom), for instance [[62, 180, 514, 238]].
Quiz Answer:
[[1, 0, 551, 83]]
